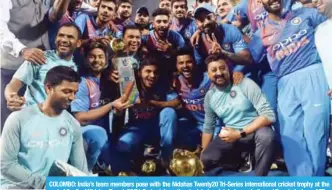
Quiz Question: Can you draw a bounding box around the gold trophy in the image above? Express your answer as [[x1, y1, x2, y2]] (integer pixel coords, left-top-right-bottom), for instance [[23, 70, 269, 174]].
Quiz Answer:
[[141, 160, 157, 175], [107, 30, 125, 53], [118, 171, 136, 176], [169, 147, 204, 176], [110, 38, 125, 53]]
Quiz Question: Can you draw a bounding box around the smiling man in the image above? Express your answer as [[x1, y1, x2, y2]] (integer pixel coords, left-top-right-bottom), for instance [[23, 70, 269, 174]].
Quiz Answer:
[[114, 56, 179, 172], [170, 0, 198, 43], [142, 8, 185, 86], [75, 0, 121, 46], [109, 26, 143, 84], [173, 48, 222, 149], [1, 66, 87, 189], [5, 23, 82, 110], [201, 54, 276, 176], [216, 0, 236, 22], [193, 3, 252, 73], [71, 42, 132, 171]]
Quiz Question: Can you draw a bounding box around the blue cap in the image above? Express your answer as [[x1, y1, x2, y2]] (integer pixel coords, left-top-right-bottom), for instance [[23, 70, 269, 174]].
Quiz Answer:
[[136, 7, 149, 16], [194, 3, 217, 19]]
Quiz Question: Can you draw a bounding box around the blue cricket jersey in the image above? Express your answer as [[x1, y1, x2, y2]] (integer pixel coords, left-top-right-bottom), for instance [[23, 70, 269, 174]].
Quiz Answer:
[[75, 14, 122, 39], [193, 23, 248, 72], [141, 30, 186, 58], [128, 89, 178, 124], [71, 76, 112, 128], [169, 17, 198, 43], [249, 8, 327, 78], [226, 0, 292, 32], [175, 72, 212, 125]]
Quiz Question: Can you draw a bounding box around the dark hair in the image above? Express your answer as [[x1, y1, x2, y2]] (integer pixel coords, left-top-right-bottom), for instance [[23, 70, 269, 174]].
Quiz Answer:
[[139, 55, 160, 72], [44, 66, 81, 87], [98, 0, 116, 9], [152, 8, 171, 18], [81, 41, 109, 74], [80, 41, 116, 103], [117, 0, 132, 6], [205, 53, 228, 67], [176, 47, 194, 59], [83, 41, 108, 58], [123, 25, 141, 37], [57, 22, 82, 39], [171, 0, 188, 7], [205, 54, 233, 85]]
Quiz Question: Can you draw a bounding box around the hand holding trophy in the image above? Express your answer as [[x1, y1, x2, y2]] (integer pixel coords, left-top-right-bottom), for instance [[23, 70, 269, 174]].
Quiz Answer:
[[108, 33, 140, 105]]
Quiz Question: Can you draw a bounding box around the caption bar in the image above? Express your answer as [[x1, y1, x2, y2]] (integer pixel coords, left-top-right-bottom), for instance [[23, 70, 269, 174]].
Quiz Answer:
[[46, 177, 332, 190]]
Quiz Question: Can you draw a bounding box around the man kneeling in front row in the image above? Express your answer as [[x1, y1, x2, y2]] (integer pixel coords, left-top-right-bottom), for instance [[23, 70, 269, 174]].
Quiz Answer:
[[0, 66, 87, 189], [201, 54, 276, 176]]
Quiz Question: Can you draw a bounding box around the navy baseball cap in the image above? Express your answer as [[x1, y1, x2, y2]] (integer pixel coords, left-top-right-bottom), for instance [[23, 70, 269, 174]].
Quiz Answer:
[[136, 7, 149, 16], [194, 3, 216, 19]]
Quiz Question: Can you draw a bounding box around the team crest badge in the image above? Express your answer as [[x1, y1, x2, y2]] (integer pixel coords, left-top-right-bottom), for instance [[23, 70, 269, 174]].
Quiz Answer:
[[223, 44, 231, 50], [199, 88, 206, 94], [132, 62, 138, 70], [185, 31, 191, 40], [291, 17, 302, 25], [59, 127, 67, 136], [230, 90, 237, 98]]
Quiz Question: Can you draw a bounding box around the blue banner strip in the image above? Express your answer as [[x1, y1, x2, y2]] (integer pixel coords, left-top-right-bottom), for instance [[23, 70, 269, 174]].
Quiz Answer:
[[46, 177, 332, 190]]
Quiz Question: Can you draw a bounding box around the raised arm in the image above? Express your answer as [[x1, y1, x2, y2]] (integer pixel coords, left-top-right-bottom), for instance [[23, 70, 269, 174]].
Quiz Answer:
[[49, 0, 72, 23]]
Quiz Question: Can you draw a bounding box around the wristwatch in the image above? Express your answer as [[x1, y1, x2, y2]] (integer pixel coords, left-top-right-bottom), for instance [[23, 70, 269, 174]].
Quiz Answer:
[[19, 48, 27, 57], [240, 129, 247, 138]]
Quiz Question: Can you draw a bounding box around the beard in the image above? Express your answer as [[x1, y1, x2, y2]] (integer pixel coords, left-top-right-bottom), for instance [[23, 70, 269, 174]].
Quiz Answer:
[[262, 1, 282, 15], [202, 22, 217, 34], [135, 22, 149, 29]]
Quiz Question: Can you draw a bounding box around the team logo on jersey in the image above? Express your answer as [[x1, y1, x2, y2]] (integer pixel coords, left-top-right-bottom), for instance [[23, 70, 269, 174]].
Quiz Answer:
[[230, 90, 237, 98], [223, 44, 231, 50], [291, 17, 302, 25], [199, 88, 206, 94], [132, 62, 138, 70], [185, 31, 191, 39], [59, 127, 67, 136]]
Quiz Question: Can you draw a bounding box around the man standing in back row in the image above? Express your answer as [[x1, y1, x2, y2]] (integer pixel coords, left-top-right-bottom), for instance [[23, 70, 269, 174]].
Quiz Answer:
[[249, 0, 330, 176], [0, 0, 73, 128]]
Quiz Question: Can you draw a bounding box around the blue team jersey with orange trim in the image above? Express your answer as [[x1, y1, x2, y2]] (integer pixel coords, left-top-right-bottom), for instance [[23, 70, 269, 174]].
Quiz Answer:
[[71, 76, 111, 128], [249, 8, 327, 78], [193, 24, 248, 72], [169, 17, 197, 43], [141, 30, 186, 56], [175, 72, 213, 125], [75, 14, 122, 39], [226, 0, 292, 32], [128, 89, 178, 123]]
